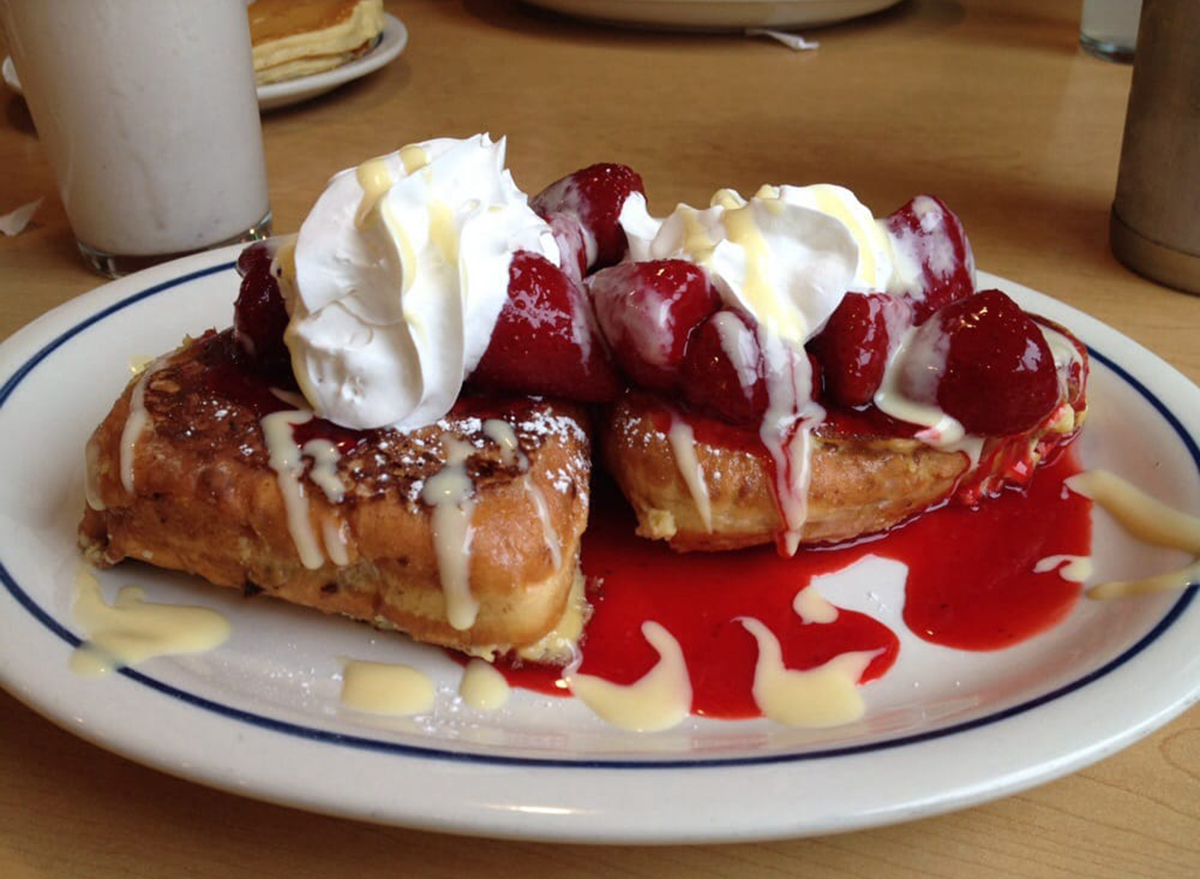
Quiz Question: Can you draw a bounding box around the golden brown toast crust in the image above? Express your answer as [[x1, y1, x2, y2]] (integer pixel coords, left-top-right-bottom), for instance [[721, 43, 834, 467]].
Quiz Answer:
[[602, 393, 1086, 552], [603, 395, 967, 551], [80, 331, 591, 660]]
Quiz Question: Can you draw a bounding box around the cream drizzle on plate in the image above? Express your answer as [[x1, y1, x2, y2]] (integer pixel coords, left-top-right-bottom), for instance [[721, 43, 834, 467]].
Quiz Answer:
[[1034, 554, 1094, 583], [459, 658, 511, 710], [1066, 469, 1200, 599], [70, 568, 231, 676], [740, 618, 876, 728], [340, 659, 435, 716], [567, 621, 692, 732], [793, 584, 839, 624]]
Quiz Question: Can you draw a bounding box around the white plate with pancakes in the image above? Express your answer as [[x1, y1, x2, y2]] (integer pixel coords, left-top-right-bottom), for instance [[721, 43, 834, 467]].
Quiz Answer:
[[519, 0, 904, 31], [257, 13, 407, 111], [0, 247, 1197, 843], [1, 14, 407, 113]]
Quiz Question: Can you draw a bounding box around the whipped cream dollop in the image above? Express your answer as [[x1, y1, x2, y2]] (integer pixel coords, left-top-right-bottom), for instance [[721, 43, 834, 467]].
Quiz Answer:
[[619, 183, 919, 346], [620, 183, 926, 555], [279, 134, 559, 430]]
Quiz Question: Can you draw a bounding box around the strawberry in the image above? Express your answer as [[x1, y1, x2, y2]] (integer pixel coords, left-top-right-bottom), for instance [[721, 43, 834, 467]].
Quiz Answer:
[[680, 310, 768, 425], [588, 259, 720, 392], [232, 242, 291, 381], [809, 292, 912, 408], [531, 163, 646, 270], [235, 241, 272, 278], [471, 250, 622, 401], [885, 195, 975, 323], [543, 210, 588, 283], [899, 289, 1059, 436]]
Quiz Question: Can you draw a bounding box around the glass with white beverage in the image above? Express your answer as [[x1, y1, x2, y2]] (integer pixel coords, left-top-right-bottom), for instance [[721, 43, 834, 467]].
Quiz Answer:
[[1080, 0, 1143, 63], [1, 0, 271, 277]]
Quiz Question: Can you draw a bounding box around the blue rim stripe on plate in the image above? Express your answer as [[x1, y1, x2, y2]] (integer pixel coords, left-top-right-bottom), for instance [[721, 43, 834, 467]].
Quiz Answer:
[[0, 264, 1196, 770]]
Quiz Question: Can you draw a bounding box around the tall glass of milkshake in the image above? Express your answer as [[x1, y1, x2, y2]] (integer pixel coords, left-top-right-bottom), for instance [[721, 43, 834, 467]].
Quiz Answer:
[[1, 0, 271, 277]]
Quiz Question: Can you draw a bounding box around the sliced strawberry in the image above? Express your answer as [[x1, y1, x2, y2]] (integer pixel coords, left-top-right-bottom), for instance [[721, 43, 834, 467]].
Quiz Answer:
[[809, 292, 912, 408], [471, 250, 622, 402], [531, 163, 646, 270], [885, 195, 975, 323], [232, 242, 291, 381], [588, 259, 720, 393], [680, 310, 769, 426], [898, 289, 1059, 436]]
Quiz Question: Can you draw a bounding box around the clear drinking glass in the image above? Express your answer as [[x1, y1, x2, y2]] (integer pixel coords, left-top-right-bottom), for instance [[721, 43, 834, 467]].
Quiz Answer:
[[1080, 0, 1143, 63], [1, 0, 271, 277]]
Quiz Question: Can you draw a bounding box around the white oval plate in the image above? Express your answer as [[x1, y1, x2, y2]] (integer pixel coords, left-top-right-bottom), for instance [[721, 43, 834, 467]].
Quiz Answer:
[[520, 0, 903, 31], [0, 247, 1196, 843], [2, 14, 407, 113]]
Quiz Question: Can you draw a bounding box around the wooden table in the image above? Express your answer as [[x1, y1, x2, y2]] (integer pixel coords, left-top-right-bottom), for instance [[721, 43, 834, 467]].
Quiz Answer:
[[1, 1, 1196, 875]]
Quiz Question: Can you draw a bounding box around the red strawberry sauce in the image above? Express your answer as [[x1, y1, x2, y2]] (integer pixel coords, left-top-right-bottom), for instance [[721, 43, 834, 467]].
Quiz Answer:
[[499, 445, 1091, 719], [196, 327, 1092, 721]]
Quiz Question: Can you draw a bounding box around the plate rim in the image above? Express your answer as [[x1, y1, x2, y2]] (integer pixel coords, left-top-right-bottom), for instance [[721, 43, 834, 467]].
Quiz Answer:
[[0, 247, 1197, 842], [517, 0, 905, 31]]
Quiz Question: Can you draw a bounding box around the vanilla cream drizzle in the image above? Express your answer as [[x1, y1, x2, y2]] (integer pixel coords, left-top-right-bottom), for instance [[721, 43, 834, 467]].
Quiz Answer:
[[429, 199, 459, 265], [483, 418, 562, 570], [459, 658, 511, 710], [667, 415, 713, 533], [483, 418, 521, 466], [340, 659, 435, 716], [261, 409, 326, 570], [721, 200, 806, 343], [422, 436, 479, 630], [301, 438, 346, 502], [1066, 469, 1200, 599], [128, 354, 153, 374], [567, 621, 692, 732], [70, 567, 230, 676], [1068, 470, 1200, 554], [873, 323, 968, 450], [793, 585, 839, 624], [740, 618, 876, 728], [665, 191, 826, 553], [873, 320, 1077, 469], [84, 440, 106, 512], [1034, 554, 1094, 583], [1039, 322, 1087, 399], [354, 156, 394, 229], [398, 143, 431, 175], [321, 517, 351, 567], [758, 330, 823, 555], [680, 208, 716, 262], [1088, 562, 1200, 600], [712, 310, 760, 397], [118, 357, 166, 495], [382, 197, 420, 299], [524, 477, 563, 571], [628, 187, 870, 555]]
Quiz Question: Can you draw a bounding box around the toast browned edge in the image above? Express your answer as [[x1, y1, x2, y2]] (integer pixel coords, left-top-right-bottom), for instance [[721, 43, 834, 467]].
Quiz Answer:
[[79, 330, 592, 662]]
